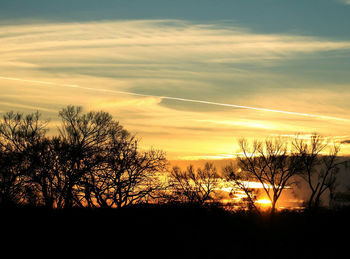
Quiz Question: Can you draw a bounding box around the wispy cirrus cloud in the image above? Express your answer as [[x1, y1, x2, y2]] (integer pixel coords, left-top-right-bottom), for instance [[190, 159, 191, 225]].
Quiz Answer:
[[2, 20, 350, 65], [1, 19, 350, 158], [338, 0, 350, 5], [2, 19, 350, 103]]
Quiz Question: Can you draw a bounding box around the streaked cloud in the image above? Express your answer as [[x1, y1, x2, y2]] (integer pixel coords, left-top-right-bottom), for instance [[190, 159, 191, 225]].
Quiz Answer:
[[338, 0, 350, 5], [1, 19, 350, 158], [2, 20, 350, 66]]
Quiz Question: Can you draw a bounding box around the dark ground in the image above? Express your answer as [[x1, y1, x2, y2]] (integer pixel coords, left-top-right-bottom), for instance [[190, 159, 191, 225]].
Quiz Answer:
[[2, 204, 350, 258]]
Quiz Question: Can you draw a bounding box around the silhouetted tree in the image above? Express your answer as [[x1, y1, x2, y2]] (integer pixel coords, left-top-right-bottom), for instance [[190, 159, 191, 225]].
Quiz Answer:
[[0, 106, 168, 209], [56, 105, 168, 208], [223, 162, 261, 213], [55, 106, 129, 208], [236, 138, 301, 214], [292, 133, 341, 210], [0, 146, 24, 206], [169, 162, 219, 205], [91, 139, 167, 208], [0, 111, 47, 206], [24, 138, 55, 207]]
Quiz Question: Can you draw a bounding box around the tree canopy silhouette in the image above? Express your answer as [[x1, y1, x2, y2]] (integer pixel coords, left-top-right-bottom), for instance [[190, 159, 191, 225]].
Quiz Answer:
[[232, 137, 302, 214], [292, 133, 342, 210], [0, 106, 167, 208], [0, 107, 347, 213], [169, 162, 219, 205], [0, 111, 47, 206]]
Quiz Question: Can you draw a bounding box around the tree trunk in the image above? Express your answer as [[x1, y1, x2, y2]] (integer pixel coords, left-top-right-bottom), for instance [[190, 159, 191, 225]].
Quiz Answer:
[[270, 200, 277, 216]]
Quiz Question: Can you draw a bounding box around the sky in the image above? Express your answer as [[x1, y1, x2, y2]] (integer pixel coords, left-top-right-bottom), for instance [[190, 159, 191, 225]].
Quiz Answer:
[[1, 0, 350, 159]]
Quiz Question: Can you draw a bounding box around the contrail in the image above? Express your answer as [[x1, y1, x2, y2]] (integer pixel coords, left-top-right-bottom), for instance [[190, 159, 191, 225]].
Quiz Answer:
[[0, 75, 349, 122]]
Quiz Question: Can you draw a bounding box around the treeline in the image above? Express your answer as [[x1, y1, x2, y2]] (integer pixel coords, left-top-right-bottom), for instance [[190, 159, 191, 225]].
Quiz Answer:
[[0, 106, 168, 209], [0, 106, 348, 212]]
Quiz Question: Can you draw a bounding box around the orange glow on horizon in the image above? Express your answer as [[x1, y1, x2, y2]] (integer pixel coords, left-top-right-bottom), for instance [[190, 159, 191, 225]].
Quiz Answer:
[[255, 199, 272, 207]]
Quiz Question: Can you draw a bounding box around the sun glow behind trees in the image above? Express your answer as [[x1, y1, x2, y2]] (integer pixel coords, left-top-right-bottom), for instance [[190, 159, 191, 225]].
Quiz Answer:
[[0, 106, 347, 212]]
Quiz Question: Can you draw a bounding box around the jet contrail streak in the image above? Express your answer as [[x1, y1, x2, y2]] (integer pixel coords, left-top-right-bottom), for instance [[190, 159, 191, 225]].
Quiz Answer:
[[0, 75, 349, 122]]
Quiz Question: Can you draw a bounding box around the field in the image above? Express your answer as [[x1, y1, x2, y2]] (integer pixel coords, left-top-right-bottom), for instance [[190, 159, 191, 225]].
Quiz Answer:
[[2, 204, 349, 258]]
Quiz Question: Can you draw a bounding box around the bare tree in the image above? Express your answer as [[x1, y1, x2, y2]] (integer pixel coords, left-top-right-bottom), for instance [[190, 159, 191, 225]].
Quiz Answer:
[[56, 105, 123, 208], [93, 142, 167, 208], [292, 134, 341, 210], [0, 111, 47, 206], [169, 162, 219, 205], [24, 138, 56, 208], [0, 111, 47, 153], [0, 146, 25, 206], [0, 106, 168, 209], [236, 138, 301, 214], [56, 106, 168, 208], [223, 162, 261, 213]]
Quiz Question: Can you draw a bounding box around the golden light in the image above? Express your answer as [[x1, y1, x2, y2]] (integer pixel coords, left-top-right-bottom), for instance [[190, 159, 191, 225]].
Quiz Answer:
[[255, 199, 272, 207]]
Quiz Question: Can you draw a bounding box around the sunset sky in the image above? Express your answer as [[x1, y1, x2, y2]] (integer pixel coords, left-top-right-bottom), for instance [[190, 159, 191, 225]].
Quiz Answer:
[[1, 0, 350, 159]]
